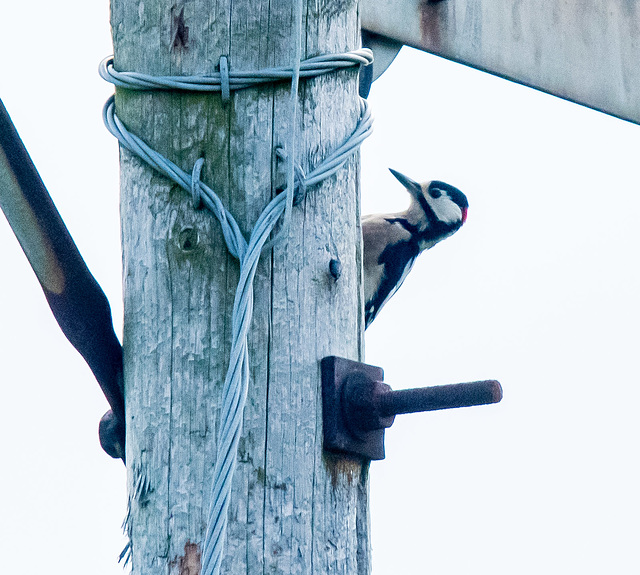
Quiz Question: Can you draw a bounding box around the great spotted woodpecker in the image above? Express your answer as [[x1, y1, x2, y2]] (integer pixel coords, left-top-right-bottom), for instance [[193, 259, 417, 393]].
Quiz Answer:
[[362, 169, 468, 328]]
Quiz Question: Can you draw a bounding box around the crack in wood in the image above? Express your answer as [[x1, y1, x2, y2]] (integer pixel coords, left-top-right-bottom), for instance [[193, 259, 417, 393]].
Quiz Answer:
[[171, 6, 189, 50]]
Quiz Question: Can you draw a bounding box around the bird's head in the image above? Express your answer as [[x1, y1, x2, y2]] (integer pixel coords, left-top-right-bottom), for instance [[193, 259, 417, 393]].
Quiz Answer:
[[389, 169, 468, 232]]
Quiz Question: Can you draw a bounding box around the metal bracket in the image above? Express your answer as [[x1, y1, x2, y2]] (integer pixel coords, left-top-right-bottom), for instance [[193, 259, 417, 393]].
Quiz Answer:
[[321, 356, 502, 460], [359, 30, 403, 98], [0, 98, 125, 461], [322, 356, 388, 460]]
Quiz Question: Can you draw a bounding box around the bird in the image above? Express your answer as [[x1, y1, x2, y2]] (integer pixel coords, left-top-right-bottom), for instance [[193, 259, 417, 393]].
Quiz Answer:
[[362, 169, 468, 328]]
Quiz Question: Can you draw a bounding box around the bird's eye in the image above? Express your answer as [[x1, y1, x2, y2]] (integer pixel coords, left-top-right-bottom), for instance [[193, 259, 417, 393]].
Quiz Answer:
[[429, 188, 442, 199]]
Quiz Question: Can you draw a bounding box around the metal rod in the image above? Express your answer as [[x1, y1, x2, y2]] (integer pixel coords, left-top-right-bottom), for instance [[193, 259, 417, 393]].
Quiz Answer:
[[378, 380, 502, 417]]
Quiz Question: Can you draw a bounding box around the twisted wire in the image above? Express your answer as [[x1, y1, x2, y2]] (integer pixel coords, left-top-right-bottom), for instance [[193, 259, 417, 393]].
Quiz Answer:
[[102, 79, 372, 573], [99, 49, 373, 93], [101, 22, 373, 575]]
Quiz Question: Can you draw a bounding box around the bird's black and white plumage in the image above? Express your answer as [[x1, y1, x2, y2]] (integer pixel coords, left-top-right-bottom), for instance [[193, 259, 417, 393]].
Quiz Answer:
[[363, 169, 468, 328]]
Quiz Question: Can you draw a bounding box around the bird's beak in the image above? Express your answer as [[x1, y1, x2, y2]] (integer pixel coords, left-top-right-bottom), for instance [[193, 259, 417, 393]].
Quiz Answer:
[[389, 168, 422, 197]]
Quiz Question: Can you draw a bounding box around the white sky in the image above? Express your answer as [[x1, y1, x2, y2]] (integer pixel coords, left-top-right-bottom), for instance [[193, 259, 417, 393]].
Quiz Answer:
[[1, 2, 639, 574]]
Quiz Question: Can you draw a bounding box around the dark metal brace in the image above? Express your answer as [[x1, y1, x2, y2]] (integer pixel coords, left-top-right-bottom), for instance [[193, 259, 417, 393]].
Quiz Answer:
[[0, 99, 125, 461]]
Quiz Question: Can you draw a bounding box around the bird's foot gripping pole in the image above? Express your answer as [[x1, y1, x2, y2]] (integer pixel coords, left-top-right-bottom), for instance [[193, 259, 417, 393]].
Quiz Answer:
[[321, 356, 502, 460]]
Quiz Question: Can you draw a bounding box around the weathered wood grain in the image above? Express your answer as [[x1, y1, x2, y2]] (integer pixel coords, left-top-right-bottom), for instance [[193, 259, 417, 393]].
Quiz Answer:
[[362, 0, 640, 125], [110, 0, 368, 573]]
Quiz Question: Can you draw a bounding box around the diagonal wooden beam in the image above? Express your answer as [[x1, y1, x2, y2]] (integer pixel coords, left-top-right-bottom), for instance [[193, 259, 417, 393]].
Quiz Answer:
[[362, 0, 640, 125]]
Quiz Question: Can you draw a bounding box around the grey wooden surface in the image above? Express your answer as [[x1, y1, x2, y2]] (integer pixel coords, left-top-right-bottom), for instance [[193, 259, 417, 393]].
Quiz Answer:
[[111, 0, 369, 573], [362, 0, 640, 125]]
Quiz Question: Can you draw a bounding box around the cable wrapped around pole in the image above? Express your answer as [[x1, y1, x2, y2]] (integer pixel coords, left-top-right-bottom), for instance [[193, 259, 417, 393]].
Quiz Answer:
[[99, 50, 373, 92], [102, 15, 373, 571], [103, 84, 372, 573]]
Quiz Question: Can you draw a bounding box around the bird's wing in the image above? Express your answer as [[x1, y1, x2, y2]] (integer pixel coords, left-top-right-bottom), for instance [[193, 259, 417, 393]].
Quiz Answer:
[[362, 215, 412, 271], [362, 215, 415, 326]]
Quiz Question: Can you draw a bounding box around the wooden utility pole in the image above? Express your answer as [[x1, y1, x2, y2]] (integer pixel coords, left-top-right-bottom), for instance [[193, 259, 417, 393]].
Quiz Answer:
[[110, 0, 368, 573]]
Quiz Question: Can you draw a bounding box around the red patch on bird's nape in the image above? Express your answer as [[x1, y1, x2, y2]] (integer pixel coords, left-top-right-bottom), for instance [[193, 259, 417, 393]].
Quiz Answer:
[[461, 207, 468, 224]]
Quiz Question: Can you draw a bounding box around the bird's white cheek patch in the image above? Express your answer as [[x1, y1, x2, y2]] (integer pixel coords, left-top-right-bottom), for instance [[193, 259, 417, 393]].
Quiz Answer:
[[429, 198, 458, 225]]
